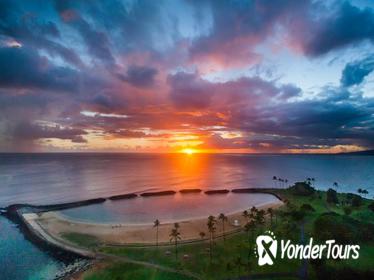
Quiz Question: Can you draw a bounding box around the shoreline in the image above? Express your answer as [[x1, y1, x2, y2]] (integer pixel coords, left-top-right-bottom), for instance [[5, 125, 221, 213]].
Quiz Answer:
[[0, 188, 285, 279], [55, 199, 281, 227], [2, 188, 284, 248], [32, 200, 283, 246]]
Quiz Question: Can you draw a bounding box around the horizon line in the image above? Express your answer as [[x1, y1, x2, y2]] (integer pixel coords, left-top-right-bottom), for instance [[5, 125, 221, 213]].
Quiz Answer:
[[0, 150, 372, 155]]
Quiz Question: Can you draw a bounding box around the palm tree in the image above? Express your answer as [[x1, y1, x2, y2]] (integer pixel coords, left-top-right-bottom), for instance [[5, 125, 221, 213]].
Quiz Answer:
[[333, 182, 338, 191], [169, 224, 181, 261], [255, 210, 265, 232], [218, 213, 228, 241], [242, 210, 249, 222], [249, 206, 258, 220], [362, 189, 369, 198], [248, 219, 256, 241], [272, 176, 277, 188], [285, 179, 289, 187], [207, 215, 216, 264], [153, 219, 160, 248], [244, 222, 252, 243], [278, 178, 283, 187], [306, 178, 311, 185], [311, 178, 315, 187], [199, 231, 206, 240], [267, 208, 274, 228]]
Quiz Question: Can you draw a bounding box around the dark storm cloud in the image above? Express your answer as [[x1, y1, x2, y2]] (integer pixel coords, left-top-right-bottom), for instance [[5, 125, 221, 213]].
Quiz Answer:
[[0, 47, 78, 91], [198, 93, 374, 151], [341, 56, 374, 87], [302, 2, 374, 56], [53, 0, 115, 65], [0, 91, 51, 110], [104, 129, 171, 139], [72, 17, 115, 65], [0, 1, 84, 68], [12, 121, 87, 143], [167, 71, 300, 110], [168, 72, 213, 109], [117, 65, 158, 88], [225, 88, 374, 149]]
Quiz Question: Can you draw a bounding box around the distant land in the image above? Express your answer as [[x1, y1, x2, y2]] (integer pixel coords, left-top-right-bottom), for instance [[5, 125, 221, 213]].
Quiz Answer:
[[338, 150, 374, 155]]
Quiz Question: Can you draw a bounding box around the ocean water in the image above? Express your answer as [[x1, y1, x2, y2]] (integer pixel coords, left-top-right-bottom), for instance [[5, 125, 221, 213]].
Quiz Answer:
[[1, 153, 373, 208], [0, 153, 374, 279], [0, 216, 68, 280], [59, 192, 279, 224]]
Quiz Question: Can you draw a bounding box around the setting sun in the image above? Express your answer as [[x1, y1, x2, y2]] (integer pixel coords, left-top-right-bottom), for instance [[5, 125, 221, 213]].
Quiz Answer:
[[181, 148, 197, 155]]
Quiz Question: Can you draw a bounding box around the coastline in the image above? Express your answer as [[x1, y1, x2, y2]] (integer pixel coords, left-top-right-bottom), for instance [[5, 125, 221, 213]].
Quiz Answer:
[[0, 188, 285, 252], [31, 200, 283, 246], [55, 199, 281, 227], [1, 188, 284, 280]]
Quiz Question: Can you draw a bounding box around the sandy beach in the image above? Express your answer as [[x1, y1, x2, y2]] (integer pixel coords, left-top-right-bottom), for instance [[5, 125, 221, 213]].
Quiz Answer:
[[32, 200, 283, 246]]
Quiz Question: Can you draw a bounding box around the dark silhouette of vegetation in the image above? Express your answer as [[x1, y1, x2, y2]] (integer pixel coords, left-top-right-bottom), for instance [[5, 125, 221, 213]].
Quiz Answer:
[[233, 256, 244, 276], [369, 201, 374, 212], [289, 182, 315, 196], [245, 219, 256, 242], [249, 206, 258, 220], [255, 209, 265, 233], [346, 193, 362, 207], [343, 206, 352, 216], [326, 188, 339, 204], [153, 219, 160, 248], [267, 207, 274, 227], [218, 213, 227, 241], [242, 210, 249, 222], [272, 176, 288, 188], [207, 215, 216, 264], [199, 231, 206, 240], [313, 212, 374, 243], [358, 188, 369, 198], [306, 177, 312, 185], [300, 203, 315, 213], [272, 176, 277, 187], [316, 265, 374, 280], [169, 223, 181, 261]]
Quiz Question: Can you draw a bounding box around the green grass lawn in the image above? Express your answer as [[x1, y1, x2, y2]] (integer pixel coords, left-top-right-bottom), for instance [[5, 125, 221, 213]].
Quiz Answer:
[[100, 231, 301, 280], [61, 186, 374, 280], [61, 232, 100, 248], [83, 262, 195, 280]]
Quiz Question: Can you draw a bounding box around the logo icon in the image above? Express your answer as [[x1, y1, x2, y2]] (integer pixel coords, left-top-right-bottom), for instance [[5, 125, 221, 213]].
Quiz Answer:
[[255, 231, 277, 266]]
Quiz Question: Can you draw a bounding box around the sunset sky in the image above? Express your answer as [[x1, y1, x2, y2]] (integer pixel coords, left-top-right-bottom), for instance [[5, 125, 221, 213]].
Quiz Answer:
[[1, 0, 374, 153]]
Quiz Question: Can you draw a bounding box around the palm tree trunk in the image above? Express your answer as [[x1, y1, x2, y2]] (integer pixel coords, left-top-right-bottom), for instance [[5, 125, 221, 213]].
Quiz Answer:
[[209, 233, 212, 264], [270, 215, 273, 228], [156, 227, 159, 248], [222, 222, 225, 242], [175, 239, 178, 261]]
